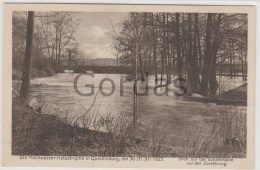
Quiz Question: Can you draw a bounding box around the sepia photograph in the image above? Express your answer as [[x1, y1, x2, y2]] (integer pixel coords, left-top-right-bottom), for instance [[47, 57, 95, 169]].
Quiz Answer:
[[2, 4, 256, 169]]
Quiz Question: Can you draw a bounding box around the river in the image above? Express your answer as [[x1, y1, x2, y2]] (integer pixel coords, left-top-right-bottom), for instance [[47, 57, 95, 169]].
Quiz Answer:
[[27, 73, 223, 146]]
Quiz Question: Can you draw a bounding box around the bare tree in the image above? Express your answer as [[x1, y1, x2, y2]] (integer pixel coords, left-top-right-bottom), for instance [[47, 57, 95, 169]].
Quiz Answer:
[[38, 12, 78, 65], [112, 12, 247, 97]]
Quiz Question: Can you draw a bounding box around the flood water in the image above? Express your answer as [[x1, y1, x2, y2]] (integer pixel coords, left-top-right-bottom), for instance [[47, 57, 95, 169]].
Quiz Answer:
[[28, 73, 223, 146]]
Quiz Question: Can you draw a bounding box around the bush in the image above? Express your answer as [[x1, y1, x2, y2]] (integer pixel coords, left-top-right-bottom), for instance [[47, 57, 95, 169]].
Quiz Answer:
[[32, 57, 56, 77]]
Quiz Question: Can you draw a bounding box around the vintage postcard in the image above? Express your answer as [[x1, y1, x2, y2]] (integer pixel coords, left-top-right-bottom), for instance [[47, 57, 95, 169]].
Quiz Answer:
[[2, 3, 256, 169]]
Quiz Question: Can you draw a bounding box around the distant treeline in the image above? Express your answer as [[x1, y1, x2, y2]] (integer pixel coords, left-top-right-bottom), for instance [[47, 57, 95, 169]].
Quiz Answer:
[[60, 65, 132, 74]]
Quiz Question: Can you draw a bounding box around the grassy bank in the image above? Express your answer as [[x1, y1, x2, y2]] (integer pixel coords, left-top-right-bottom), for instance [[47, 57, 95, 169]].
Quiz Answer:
[[12, 98, 123, 156], [12, 97, 246, 157]]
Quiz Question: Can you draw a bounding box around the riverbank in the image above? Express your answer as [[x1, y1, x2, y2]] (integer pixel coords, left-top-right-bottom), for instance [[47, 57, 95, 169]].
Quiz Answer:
[[12, 99, 175, 156], [12, 57, 58, 80], [12, 98, 126, 156], [12, 96, 246, 157], [13, 68, 56, 80]]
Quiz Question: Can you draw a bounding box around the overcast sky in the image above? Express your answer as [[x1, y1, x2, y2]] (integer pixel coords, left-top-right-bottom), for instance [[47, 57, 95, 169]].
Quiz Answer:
[[73, 12, 128, 59]]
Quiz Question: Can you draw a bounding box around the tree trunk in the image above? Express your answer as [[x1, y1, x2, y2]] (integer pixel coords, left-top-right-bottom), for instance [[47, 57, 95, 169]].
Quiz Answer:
[[116, 53, 119, 67], [209, 45, 218, 97], [187, 13, 193, 95], [160, 48, 164, 85], [194, 13, 202, 75], [175, 13, 183, 78], [68, 51, 72, 68], [228, 39, 234, 78], [140, 54, 145, 81], [181, 14, 187, 80], [149, 46, 152, 72], [199, 13, 212, 96], [208, 14, 222, 97], [19, 11, 35, 102], [55, 27, 58, 63], [166, 13, 171, 84], [58, 26, 62, 64], [162, 13, 168, 84], [187, 14, 200, 94], [152, 13, 158, 84]]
